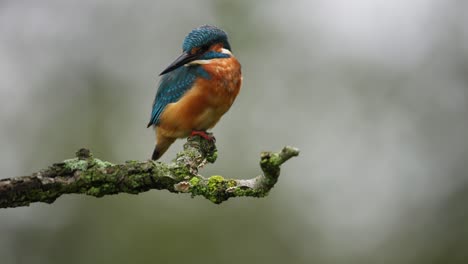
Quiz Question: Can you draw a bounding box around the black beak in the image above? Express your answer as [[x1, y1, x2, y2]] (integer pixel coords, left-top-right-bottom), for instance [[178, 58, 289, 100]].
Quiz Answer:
[[160, 51, 201, 75]]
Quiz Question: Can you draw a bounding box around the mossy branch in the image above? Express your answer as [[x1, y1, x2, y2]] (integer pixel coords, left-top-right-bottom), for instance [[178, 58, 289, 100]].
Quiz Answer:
[[0, 136, 299, 208]]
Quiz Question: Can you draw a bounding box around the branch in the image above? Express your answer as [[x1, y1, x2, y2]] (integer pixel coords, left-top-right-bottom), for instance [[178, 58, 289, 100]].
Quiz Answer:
[[0, 136, 299, 208]]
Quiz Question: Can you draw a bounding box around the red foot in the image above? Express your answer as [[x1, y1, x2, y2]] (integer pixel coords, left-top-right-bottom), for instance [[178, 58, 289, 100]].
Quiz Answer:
[[190, 130, 216, 142]]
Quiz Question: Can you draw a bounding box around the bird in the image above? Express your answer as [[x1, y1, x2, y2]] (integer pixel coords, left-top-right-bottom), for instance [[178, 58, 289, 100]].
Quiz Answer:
[[147, 25, 242, 160]]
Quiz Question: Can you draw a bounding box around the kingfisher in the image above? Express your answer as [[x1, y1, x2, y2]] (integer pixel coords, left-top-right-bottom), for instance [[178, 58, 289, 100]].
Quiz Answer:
[[147, 25, 242, 160]]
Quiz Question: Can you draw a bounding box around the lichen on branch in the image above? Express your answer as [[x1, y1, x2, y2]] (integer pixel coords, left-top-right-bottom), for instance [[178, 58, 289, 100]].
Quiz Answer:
[[0, 136, 299, 208]]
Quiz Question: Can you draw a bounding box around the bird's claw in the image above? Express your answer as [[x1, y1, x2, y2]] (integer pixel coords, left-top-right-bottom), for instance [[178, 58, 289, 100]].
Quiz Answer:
[[190, 131, 216, 142]]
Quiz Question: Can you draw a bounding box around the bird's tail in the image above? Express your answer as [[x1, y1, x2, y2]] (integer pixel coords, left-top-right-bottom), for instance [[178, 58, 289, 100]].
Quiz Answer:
[[152, 136, 176, 160]]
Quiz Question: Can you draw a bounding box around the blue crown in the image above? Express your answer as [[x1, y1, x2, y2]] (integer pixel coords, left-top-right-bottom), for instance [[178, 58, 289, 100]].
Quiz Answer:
[[182, 25, 231, 52]]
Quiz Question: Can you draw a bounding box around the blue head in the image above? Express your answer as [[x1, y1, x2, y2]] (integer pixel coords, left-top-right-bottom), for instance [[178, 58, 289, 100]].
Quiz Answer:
[[182, 25, 231, 53], [160, 25, 232, 75]]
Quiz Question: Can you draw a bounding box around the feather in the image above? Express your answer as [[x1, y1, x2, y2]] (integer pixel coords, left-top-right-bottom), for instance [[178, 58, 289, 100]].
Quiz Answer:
[[147, 66, 209, 127]]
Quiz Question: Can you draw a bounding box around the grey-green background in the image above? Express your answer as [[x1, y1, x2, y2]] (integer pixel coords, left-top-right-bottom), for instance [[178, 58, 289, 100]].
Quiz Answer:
[[1, 1, 468, 263]]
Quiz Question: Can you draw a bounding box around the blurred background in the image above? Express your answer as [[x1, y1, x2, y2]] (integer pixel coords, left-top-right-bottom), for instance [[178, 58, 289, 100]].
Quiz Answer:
[[1, 0, 468, 263]]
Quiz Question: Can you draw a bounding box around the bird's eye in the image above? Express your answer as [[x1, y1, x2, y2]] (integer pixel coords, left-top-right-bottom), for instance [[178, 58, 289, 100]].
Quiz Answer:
[[201, 44, 210, 52]]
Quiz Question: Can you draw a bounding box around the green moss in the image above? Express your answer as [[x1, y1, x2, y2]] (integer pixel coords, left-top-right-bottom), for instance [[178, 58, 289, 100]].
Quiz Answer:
[[268, 153, 282, 166], [206, 151, 218, 163], [233, 187, 266, 198], [64, 158, 89, 171], [86, 187, 101, 196], [189, 176, 207, 198], [208, 175, 224, 187], [233, 188, 248, 196], [170, 164, 191, 181], [98, 183, 118, 195], [94, 158, 113, 168], [85, 184, 118, 197], [227, 180, 237, 188], [176, 148, 200, 162], [125, 160, 140, 166], [151, 163, 171, 178], [189, 177, 200, 186], [26, 189, 60, 204], [128, 175, 144, 188], [204, 175, 225, 203]]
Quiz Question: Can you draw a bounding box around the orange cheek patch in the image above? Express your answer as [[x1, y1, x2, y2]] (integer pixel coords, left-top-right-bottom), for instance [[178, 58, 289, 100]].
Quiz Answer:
[[191, 47, 200, 54], [209, 43, 224, 52]]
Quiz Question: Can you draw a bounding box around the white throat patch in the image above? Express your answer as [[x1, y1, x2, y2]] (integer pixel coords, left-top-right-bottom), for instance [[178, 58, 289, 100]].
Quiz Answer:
[[221, 48, 232, 55], [185, 60, 211, 66]]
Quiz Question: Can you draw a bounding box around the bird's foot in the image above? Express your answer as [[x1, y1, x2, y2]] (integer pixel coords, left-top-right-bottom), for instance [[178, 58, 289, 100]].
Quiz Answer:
[[190, 130, 216, 142]]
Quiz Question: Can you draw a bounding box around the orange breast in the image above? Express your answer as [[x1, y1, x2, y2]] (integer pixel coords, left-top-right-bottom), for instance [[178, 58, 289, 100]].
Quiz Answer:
[[157, 56, 242, 139]]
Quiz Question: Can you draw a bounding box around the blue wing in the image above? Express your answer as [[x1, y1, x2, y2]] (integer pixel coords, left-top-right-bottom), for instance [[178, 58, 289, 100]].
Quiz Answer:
[[147, 66, 198, 127]]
